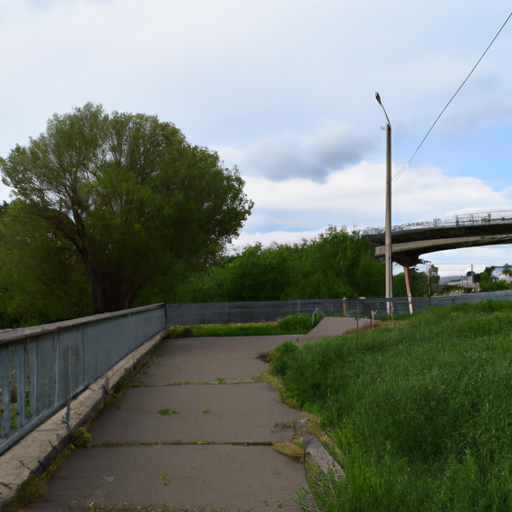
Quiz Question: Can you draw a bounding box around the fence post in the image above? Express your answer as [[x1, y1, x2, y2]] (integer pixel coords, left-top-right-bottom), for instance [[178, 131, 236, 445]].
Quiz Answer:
[[0, 346, 11, 437], [61, 345, 72, 432], [15, 344, 26, 429]]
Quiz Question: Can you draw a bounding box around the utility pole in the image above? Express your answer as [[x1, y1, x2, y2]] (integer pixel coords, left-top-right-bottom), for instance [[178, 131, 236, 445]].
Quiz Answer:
[[375, 92, 393, 315]]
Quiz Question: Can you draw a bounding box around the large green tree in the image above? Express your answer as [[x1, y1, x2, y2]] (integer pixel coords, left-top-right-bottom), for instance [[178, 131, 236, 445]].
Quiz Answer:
[[0, 200, 92, 327], [0, 103, 253, 313]]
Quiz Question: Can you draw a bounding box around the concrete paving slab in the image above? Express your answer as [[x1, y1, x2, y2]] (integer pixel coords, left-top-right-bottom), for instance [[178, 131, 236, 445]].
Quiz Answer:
[[302, 316, 371, 340], [23, 445, 304, 512], [90, 384, 304, 445], [15, 332, 346, 511], [138, 335, 299, 385]]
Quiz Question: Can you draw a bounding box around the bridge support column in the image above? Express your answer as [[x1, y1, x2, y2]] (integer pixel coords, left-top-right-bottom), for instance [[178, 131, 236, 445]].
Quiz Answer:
[[404, 266, 414, 314]]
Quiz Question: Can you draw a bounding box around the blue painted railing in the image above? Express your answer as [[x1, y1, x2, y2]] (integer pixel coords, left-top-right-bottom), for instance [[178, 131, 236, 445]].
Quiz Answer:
[[0, 303, 167, 456]]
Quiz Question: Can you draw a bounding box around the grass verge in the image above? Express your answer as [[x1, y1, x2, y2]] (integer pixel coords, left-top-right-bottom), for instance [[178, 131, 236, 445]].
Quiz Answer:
[[168, 312, 323, 337], [269, 300, 512, 511]]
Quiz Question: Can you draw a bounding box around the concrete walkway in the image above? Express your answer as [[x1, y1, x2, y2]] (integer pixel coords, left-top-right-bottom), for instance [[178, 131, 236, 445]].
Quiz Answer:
[[19, 317, 362, 512]]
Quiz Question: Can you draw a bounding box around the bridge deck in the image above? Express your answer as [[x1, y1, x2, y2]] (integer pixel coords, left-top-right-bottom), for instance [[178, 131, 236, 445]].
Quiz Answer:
[[363, 219, 512, 266]]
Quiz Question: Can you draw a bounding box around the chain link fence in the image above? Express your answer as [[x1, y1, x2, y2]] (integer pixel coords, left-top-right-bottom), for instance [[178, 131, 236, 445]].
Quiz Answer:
[[166, 290, 512, 326]]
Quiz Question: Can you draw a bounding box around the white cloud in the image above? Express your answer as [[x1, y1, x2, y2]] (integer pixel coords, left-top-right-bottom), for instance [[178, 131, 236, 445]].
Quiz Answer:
[[230, 228, 326, 250], [426, 245, 512, 277], [239, 161, 512, 230], [217, 121, 376, 182], [234, 162, 512, 271]]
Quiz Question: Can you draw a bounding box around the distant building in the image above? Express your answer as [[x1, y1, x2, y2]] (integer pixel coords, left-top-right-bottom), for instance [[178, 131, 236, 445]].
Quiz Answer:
[[491, 266, 512, 282], [438, 271, 475, 290], [499, 271, 512, 283]]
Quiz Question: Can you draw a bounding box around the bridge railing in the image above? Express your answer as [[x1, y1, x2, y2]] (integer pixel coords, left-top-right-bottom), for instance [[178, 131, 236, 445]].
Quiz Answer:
[[0, 303, 167, 456], [361, 209, 512, 235]]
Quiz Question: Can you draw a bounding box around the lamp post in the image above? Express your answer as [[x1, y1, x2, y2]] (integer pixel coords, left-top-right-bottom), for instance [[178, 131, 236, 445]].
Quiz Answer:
[[375, 92, 393, 315]]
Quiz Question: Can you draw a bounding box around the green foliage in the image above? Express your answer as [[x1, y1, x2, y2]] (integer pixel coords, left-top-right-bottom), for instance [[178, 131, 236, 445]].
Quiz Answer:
[[157, 409, 178, 415], [392, 266, 430, 297], [276, 311, 322, 332], [274, 301, 512, 510], [167, 226, 385, 303], [0, 200, 93, 328], [71, 427, 92, 448], [502, 263, 512, 276], [0, 103, 252, 315], [2, 474, 46, 511], [479, 270, 512, 292], [268, 341, 300, 376]]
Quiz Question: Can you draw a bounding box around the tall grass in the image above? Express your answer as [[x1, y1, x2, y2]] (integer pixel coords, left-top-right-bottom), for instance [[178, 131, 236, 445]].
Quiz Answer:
[[270, 300, 512, 511]]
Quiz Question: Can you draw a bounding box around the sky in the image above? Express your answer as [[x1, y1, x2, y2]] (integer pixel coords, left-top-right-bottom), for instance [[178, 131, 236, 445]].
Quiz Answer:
[[1, 0, 512, 277]]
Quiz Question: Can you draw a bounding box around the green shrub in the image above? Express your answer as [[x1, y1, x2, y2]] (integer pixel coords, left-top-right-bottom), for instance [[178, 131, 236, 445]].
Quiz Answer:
[[276, 312, 322, 333], [268, 341, 300, 376]]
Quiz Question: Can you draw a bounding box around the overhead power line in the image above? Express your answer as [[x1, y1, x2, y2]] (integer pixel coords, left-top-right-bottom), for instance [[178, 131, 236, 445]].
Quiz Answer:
[[394, 10, 512, 181]]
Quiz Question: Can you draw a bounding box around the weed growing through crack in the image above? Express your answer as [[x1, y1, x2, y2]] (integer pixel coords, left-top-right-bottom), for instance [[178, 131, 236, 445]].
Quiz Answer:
[[72, 427, 93, 447], [202, 409, 211, 414], [162, 471, 170, 487], [157, 409, 179, 416], [4, 426, 94, 510]]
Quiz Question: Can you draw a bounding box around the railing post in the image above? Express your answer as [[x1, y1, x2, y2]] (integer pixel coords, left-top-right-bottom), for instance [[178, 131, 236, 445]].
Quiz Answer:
[[61, 345, 72, 432], [29, 339, 38, 418], [15, 344, 26, 429], [0, 346, 11, 437]]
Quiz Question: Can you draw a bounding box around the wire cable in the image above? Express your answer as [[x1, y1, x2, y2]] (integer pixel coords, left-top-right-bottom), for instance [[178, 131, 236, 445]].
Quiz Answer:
[[394, 10, 512, 180]]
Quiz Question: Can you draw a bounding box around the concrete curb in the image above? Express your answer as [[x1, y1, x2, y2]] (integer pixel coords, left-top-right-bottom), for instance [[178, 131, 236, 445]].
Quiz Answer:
[[0, 327, 168, 508], [303, 435, 345, 481]]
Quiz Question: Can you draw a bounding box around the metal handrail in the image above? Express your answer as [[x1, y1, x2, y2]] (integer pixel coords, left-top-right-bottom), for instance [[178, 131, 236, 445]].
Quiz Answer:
[[0, 303, 167, 456]]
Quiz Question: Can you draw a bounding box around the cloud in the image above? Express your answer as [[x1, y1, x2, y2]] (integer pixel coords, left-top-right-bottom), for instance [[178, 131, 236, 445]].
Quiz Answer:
[[236, 161, 512, 238], [233, 162, 512, 276], [442, 99, 512, 133], [231, 228, 326, 250], [218, 121, 376, 182], [245, 141, 326, 181]]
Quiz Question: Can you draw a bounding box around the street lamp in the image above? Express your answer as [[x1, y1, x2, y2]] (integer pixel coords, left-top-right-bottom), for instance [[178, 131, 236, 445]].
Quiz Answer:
[[375, 92, 393, 315]]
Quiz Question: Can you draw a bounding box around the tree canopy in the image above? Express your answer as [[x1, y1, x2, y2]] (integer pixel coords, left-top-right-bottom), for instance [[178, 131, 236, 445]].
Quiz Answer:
[[156, 227, 387, 304], [0, 103, 253, 313]]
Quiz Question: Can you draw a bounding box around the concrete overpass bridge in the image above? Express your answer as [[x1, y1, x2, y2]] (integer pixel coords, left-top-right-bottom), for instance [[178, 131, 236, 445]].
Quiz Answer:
[[362, 210, 512, 267]]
